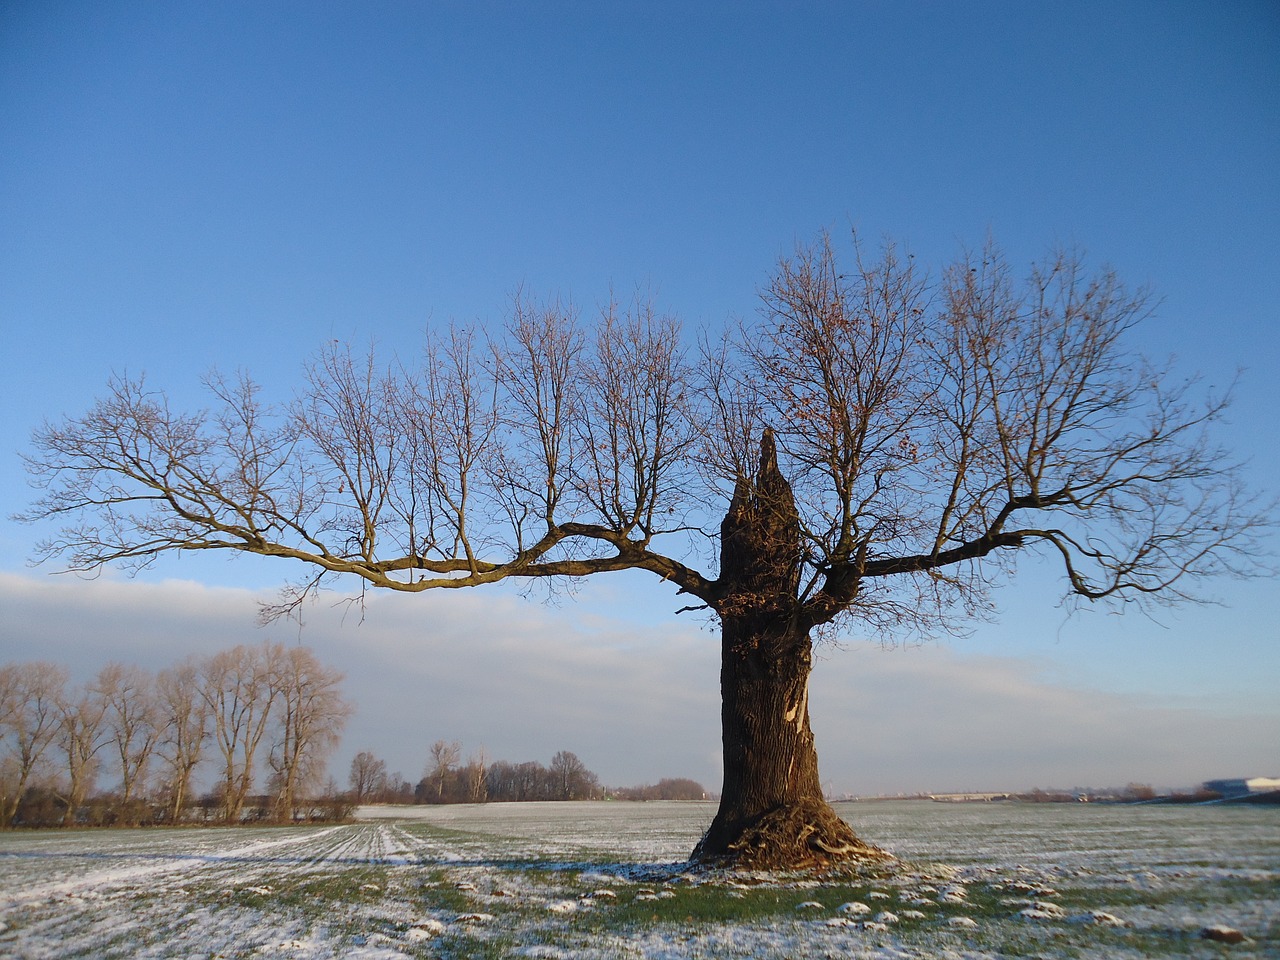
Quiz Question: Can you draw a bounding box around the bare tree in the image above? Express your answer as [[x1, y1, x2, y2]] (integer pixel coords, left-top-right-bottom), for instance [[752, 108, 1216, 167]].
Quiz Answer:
[[96, 664, 156, 813], [155, 658, 209, 823], [512, 760, 545, 802], [57, 680, 108, 826], [0, 662, 68, 827], [348, 750, 386, 804], [200, 643, 281, 823], [0, 669, 13, 730], [268, 645, 350, 821], [427, 739, 460, 803], [385, 771, 413, 803], [483, 759, 517, 802], [463, 747, 488, 804], [549, 749, 598, 800], [96, 663, 160, 823], [20, 235, 1270, 867]]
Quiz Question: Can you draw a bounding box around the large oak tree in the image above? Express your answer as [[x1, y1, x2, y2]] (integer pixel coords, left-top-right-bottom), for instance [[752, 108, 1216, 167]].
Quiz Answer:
[[21, 235, 1268, 867]]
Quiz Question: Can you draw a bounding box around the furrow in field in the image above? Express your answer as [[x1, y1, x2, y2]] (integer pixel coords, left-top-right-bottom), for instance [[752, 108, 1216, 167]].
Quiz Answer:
[[382, 823, 435, 863], [0, 825, 435, 959], [0, 826, 348, 905], [5, 886, 328, 960]]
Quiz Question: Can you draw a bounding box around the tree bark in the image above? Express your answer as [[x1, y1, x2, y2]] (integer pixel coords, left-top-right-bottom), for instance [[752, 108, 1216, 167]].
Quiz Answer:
[[693, 430, 888, 870]]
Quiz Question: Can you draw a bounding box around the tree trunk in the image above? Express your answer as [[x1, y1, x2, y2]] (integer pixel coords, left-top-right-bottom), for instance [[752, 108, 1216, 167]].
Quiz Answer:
[[692, 430, 888, 870], [692, 614, 887, 869], [168, 772, 189, 824]]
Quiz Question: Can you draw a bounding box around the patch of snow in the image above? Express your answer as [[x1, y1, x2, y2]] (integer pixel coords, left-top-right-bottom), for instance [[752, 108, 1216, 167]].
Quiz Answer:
[[343, 946, 413, 959], [253, 939, 308, 953], [576, 871, 621, 886], [1070, 910, 1129, 927], [837, 901, 871, 914], [1020, 904, 1066, 921], [1000, 897, 1035, 907], [948, 916, 979, 928], [405, 919, 446, 939]]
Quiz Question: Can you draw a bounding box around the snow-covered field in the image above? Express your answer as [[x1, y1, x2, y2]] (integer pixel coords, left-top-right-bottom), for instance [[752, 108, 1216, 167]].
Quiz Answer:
[[0, 800, 1275, 958]]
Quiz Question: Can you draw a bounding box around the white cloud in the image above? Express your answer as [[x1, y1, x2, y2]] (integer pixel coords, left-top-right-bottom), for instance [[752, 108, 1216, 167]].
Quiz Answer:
[[809, 643, 1278, 795], [1, 572, 1275, 797]]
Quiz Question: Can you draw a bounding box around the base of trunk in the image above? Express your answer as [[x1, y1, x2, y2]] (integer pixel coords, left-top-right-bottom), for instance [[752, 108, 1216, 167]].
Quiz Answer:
[[691, 798, 892, 871]]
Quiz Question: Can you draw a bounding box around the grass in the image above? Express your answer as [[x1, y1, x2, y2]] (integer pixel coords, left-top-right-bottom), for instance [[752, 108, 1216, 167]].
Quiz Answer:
[[204, 854, 1276, 959]]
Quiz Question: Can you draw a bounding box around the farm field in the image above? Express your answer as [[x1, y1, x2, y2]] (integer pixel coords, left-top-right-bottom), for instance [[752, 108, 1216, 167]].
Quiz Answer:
[[0, 800, 1276, 958]]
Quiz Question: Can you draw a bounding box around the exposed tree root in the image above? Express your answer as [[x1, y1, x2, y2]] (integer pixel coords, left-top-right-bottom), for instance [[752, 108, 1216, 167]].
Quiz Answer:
[[692, 799, 894, 872]]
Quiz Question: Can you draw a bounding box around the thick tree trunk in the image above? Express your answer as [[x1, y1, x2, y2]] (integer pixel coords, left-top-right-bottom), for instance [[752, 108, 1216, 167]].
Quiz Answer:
[[691, 615, 887, 869], [692, 430, 888, 870]]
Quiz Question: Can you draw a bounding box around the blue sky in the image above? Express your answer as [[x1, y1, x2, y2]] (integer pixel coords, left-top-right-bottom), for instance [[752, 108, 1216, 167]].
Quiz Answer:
[[1, 1, 1277, 794]]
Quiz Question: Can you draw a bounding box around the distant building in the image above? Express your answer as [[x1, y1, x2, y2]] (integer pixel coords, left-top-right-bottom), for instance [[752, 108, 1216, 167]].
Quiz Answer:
[[1203, 777, 1280, 799]]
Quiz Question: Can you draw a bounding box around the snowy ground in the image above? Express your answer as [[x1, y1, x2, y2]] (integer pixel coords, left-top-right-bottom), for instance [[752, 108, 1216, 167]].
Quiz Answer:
[[0, 800, 1276, 958]]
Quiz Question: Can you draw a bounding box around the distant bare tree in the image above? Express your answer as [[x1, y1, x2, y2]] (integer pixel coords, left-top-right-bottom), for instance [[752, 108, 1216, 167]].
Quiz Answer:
[[463, 748, 488, 804], [20, 235, 1271, 866], [348, 750, 387, 804], [268, 646, 350, 821], [385, 771, 413, 803], [427, 739, 460, 803], [0, 662, 68, 827], [201, 643, 281, 823], [549, 750, 599, 800], [615, 777, 708, 801], [513, 760, 544, 801], [482, 759, 516, 802], [96, 663, 160, 822], [56, 680, 108, 825], [0, 669, 12, 731], [155, 658, 209, 823]]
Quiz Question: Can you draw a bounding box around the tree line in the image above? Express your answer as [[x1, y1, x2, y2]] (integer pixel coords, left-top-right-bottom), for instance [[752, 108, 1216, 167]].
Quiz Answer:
[[3, 644, 708, 830], [349, 741, 708, 805], [0, 642, 350, 828]]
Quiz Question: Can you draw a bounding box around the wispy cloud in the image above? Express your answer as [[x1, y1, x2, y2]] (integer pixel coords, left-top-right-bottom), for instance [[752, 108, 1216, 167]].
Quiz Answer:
[[1, 572, 1274, 795]]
